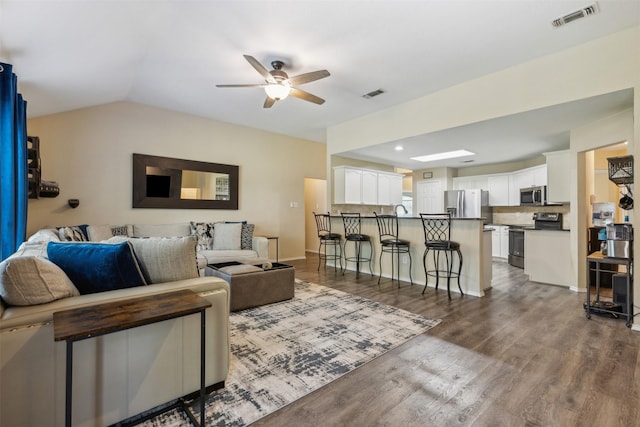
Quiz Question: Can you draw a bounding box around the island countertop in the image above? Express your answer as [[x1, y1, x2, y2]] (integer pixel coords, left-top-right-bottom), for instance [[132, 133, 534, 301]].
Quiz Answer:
[[330, 215, 489, 221], [328, 216, 492, 297]]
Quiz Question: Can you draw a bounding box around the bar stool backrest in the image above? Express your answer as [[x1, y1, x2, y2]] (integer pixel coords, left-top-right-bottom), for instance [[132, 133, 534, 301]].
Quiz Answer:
[[374, 212, 400, 241], [420, 213, 453, 248], [341, 213, 362, 237], [313, 212, 333, 237]]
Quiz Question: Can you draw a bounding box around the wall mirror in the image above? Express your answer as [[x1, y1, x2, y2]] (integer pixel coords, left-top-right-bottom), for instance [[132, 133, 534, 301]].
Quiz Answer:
[[133, 153, 239, 209]]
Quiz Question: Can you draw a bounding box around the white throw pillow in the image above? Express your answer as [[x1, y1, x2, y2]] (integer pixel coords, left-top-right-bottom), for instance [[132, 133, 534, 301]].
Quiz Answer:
[[213, 223, 242, 250], [0, 256, 79, 306]]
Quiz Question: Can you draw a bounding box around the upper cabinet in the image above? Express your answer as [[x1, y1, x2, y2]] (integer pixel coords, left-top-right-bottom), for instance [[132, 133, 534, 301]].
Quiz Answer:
[[508, 165, 547, 206], [334, 166, 402, 206], [544, 150, 571, 203], [361, 169, 379, 204], [459, 164, 549, 207], [378, 171, 403, 206], [334, 166, 362, 204], [452, 175, 488, 191], [487, 175, 510, 206]]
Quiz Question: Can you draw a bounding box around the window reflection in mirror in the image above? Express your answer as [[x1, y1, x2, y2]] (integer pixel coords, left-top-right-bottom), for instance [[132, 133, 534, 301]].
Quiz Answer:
[[180, 169, 230, 201]]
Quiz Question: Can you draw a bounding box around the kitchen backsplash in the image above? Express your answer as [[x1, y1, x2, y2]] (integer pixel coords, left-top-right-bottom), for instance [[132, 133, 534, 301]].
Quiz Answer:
[[492, 205, 571, 229]]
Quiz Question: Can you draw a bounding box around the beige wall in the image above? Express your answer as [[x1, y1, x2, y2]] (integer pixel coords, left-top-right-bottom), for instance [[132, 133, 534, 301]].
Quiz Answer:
[[327, 27, 640, 155], [26, 102, 326, 261]]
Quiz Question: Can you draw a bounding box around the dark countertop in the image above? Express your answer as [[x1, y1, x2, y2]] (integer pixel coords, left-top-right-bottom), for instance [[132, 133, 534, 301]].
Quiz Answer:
[[331, 215, 487, 221], [486, 223, 570, 232]]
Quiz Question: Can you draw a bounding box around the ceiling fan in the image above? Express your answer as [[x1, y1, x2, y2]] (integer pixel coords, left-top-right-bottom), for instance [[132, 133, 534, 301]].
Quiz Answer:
[[216, 55, 330, 108]]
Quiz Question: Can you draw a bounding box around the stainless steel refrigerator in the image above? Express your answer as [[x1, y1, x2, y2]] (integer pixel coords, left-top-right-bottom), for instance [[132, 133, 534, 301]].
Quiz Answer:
[[444, 189, 492, 222]]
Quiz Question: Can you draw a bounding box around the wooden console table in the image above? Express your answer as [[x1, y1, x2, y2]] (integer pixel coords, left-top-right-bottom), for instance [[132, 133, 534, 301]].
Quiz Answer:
[[53, 290, 211, 427]]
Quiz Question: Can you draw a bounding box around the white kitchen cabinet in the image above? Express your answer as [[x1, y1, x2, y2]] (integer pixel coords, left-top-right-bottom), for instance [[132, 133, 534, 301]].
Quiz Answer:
[[378, 172, 403, 205], [487, 175, 510, 206], [335, 166, 402, 206], [490, 225, 509, 259], [491, 227, 500, 257], [500, 226, 509, 258], [334, 166, 362, 204], [508, 171, 525, 206], [361, 169, 379, 204], [453, 175, 488, 191], [544, 150, 570, 202], [525, 230, 573, 287], [532, 164, 547, 186]]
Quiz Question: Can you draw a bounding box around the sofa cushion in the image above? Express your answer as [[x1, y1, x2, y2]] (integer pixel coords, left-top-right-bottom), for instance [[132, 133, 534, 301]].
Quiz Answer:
[[109, 236, 199, 284], [27, 228, 61, 243], [87, 224, 131, 241], [47, 241, 148, 294], [0, 256, 79, 306], [199, 249, 260, 265], [212, 223, 242, 250], [133, 223, 191, 238]]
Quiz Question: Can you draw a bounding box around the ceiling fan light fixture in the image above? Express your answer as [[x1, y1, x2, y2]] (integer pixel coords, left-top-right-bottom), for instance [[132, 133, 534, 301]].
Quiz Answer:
[[265, 82, 291, 100]]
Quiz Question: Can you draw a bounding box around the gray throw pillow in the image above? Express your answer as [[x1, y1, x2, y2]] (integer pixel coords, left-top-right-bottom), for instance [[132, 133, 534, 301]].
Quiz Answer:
[[108, 236, 199, 284], [0, 256, 79, 306]]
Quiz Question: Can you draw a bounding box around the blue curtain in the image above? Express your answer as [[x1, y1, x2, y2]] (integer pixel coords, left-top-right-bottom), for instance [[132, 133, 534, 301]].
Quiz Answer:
[[0, 62, 28, 262]]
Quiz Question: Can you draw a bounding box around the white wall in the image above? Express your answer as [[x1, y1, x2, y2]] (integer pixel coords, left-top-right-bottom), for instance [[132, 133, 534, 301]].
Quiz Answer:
[[27, 102, 326, 261]]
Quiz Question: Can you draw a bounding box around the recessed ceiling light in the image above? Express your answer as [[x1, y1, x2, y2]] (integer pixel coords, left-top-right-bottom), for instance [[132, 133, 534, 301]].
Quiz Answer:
[[395, 145, 404, 151], [411, 149, 475, 163]]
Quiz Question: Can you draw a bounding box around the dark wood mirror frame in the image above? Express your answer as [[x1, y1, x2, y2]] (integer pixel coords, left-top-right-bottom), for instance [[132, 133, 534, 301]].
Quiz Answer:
[[132, 153, 239, 209]]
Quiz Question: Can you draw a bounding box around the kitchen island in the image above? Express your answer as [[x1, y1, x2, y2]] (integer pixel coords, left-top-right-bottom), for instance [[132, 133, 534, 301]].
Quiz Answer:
[[329, 216, 492, 297]]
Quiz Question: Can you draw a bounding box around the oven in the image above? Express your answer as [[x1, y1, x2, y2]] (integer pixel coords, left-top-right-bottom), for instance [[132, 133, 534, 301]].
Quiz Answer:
[[508, 228, 525, 269]]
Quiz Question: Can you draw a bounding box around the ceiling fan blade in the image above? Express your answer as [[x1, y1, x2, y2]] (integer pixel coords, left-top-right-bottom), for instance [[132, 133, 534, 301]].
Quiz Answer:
[[216, 84, 266, 88], [289, 70, 330, 86], [244, 55, 275, 83], [263, 96, 276, 108], [290, 88, 325, 105]]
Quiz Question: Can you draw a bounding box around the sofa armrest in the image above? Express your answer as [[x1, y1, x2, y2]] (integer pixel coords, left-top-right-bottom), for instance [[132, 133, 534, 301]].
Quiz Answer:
[[252, 236, 269, 259]]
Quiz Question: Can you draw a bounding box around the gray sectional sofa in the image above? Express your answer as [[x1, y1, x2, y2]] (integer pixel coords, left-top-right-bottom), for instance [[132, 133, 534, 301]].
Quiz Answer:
[[0, 221, 267, 426]]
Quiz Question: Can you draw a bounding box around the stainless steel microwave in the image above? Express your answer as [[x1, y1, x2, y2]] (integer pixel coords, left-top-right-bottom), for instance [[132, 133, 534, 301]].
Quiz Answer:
[[520, 185, 547, 206]]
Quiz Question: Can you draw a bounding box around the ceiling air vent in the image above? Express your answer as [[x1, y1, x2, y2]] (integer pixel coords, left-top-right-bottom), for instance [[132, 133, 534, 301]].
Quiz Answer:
[[363, 89, 385, 99], [552, 3, 599, 27]]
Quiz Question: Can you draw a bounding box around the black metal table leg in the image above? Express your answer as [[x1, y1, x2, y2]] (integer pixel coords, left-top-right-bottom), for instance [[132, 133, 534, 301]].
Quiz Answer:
[[65, 340, 73, 427]]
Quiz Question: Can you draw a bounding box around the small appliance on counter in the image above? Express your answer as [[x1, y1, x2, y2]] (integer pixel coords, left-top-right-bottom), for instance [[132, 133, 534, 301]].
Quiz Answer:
[[592, 202, 616, 226], [605, 223, 633, 259]]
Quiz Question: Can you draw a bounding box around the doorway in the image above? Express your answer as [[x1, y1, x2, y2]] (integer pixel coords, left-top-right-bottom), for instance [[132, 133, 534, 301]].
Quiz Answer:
[[304, 178, 327, 253]]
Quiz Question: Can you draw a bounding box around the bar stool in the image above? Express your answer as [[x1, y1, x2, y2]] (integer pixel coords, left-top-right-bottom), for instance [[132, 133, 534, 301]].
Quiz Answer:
[[313, 212, 342, 271], [341, 213, 373, 277], [373, 212, 413, 286], [419, 213, 463, 299]]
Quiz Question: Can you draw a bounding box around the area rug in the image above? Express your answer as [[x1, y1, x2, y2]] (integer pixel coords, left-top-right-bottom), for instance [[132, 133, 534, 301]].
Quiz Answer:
[[137, 280, 441, 426]]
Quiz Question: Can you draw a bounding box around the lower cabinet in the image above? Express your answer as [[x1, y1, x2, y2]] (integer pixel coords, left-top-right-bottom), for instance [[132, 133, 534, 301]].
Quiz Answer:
[[524, 230, 574, 287], [490, 225, 509, 259]]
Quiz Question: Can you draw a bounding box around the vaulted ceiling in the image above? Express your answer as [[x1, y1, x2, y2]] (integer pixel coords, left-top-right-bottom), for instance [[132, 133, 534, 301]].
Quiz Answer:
[[1, 1, 638, 168]]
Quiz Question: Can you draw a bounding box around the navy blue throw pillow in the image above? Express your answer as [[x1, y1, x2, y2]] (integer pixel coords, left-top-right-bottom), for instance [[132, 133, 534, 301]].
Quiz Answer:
[[47, 241, 148, 295]]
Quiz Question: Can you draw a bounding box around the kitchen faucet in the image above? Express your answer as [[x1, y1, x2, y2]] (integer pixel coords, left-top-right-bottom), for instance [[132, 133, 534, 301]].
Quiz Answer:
[[395, 204, 408, 215]]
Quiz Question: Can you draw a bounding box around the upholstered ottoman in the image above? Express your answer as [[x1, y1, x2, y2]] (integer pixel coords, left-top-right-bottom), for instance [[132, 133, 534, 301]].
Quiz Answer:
[[204, 262, 295, 311]]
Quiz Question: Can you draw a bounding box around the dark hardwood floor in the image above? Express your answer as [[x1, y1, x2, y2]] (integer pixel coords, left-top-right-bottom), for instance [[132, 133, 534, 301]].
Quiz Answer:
[[253, 253, 640, 427]]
